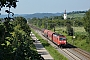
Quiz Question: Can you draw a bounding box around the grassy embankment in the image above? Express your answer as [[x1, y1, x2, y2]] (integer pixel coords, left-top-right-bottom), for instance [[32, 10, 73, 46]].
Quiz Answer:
[[31, 28, 68, 60], [55, 26, 90, 52]]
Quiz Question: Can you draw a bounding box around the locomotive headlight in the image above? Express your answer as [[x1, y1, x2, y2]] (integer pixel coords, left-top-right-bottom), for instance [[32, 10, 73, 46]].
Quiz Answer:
[[59, 41, 61, 42], [64, 41, 67, 44], [64, 41, 66, 43], [64, 41, 66, 42]]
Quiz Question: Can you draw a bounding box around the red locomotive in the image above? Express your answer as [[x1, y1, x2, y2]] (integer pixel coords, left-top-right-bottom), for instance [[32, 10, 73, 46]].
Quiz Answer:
[[43, 29, 67, 47]]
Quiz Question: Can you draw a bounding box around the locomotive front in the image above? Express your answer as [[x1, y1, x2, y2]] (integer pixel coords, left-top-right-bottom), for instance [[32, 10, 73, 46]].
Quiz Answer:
[[59, 35, 67, 46]]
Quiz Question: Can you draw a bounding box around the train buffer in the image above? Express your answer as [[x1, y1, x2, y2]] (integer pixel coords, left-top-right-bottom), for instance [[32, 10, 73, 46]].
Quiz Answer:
[[30, 32, 54, 60]]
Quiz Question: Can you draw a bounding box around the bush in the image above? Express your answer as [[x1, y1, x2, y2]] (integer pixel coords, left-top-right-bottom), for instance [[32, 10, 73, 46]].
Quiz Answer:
[[75, 33, 87, 40]]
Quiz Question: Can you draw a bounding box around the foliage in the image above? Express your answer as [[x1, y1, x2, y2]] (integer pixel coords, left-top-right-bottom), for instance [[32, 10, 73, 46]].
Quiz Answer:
[[83, 9, 90, 33], [67, 11, 86, 15], [0, 16, 44, 60], [29, 16, 83, 29], [83, 9, 90, 44], [65, 20, 73, 36], [67, 25, 73, 36], [0, 0, 18, 9], [0, 0, 43, 59]]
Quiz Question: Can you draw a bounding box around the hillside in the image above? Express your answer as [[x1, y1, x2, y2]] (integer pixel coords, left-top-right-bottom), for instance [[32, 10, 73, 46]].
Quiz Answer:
[[0, 13, 62, 19], [0, 12, 85, 19]]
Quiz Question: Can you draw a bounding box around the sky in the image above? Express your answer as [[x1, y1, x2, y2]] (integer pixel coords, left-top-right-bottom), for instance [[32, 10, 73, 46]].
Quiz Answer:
[[0, 0, 90, 14]]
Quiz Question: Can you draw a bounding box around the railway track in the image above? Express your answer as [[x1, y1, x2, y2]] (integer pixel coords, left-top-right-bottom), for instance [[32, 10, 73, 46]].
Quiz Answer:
[[34, 29, 83, 60], [61, 48, 82, 60], [73, 48, 90, 60], [29, 24, 90, 60]]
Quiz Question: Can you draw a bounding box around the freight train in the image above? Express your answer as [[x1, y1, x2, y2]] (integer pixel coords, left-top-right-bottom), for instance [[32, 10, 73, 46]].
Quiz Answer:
[[43, 29, 67, 47]]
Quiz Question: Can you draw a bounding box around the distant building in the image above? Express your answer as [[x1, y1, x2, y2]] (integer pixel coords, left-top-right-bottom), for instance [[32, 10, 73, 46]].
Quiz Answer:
[[64, 10, 67, 20]]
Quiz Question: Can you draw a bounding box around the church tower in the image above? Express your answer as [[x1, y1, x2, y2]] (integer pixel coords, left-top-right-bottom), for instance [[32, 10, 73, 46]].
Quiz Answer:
[[64, 10, 67, 20]]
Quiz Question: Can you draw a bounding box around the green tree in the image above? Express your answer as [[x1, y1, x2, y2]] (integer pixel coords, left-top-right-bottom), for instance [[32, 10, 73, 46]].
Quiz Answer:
[[1, 0, 43, 59], [0, 0, 18, 9], [83, 9, 90, 44], [66, 21, 73, 36]]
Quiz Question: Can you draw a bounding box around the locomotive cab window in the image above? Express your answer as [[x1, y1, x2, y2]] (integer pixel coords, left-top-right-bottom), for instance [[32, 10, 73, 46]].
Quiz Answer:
[[60, 38, 66, 40]]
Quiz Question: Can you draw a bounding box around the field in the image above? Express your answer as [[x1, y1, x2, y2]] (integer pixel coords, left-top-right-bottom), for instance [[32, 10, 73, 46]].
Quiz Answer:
[[55, 26, 90, 53], [67, 13, 85, 18], [55, 26, 85, 32]]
